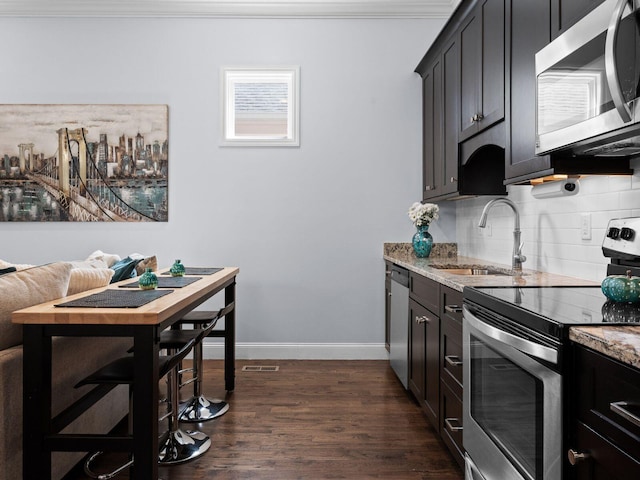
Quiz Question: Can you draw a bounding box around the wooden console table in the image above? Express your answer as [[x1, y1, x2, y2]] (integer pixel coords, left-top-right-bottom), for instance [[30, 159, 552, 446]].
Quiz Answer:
[[12, 266, 239, 480]]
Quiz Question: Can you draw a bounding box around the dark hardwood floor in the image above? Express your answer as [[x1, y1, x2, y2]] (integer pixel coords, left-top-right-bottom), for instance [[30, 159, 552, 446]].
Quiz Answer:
[[64, 360, 463, 479]]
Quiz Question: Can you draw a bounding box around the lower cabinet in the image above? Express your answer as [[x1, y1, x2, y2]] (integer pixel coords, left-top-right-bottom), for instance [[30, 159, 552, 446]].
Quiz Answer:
[[409, 274, 440, 429], [568, 345, 640, 479], [407, 271, 464, 468], [440, 285, 465, 469]]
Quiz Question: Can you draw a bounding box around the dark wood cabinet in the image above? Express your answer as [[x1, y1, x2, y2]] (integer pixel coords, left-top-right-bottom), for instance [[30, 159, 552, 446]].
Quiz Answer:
[[459, 0, 505, 142], [568, 345, 640, 479], [409, 273, 441, 430], [420, 36, 459, 200], [550, 0, 606, 39], [440, 285, 464, 469], [504, 0, 552, 183]]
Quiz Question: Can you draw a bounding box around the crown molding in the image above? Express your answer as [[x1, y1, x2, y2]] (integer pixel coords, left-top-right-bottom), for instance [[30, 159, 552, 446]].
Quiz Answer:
[[0, 0, 459, 19]]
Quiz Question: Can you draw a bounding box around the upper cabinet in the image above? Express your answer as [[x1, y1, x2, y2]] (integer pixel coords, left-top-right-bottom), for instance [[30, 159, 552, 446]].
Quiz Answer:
[[504, 0, 552, 182], [422, 37, 460, 199], [416, 0, 506, 201], [417, 0, 634, 191], [459, 0, 505, 142], [550, 0, 607, 39]]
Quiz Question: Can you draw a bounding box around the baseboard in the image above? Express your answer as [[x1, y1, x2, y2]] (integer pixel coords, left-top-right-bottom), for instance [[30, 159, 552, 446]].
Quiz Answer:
[[202, 342, 389, 360]]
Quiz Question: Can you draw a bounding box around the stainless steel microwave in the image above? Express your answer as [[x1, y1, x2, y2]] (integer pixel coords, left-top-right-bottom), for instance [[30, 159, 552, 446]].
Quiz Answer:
[[535, 0, 640, 157]]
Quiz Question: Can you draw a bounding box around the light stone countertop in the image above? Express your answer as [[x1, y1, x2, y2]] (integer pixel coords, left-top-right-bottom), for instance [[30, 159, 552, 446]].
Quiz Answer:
[[383, 242, 598, 293], [385, 243, 640, 370], [570, 326, 640, 369]]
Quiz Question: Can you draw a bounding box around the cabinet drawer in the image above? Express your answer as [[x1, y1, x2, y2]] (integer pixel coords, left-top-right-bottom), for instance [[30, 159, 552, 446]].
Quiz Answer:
[[410, 273, 439, 314], [575, 346, 640, 460], [440, 380, 464, 469], [571, 421, 640, 479], [441, 315, 463, 391]]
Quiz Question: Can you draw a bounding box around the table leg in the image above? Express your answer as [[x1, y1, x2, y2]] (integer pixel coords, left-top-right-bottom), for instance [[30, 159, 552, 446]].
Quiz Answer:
[[224, 281, 236, 391], [23, 325, 52, 480], [130, 326, 159, 480]]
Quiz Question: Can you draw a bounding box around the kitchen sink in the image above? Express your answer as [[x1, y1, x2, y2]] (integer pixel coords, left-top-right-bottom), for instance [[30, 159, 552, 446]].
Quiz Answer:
[[439, 268, 509, 276], [429, 264, 525, 276]]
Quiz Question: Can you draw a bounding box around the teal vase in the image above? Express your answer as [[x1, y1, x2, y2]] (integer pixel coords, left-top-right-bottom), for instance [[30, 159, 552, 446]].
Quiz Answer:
[[412, 224, 433, 258], [169, 259, 186, 277], [138, 268, 158, 290]]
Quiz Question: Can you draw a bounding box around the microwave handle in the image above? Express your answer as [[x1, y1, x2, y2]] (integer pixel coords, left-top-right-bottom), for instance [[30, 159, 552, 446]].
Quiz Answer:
[[605, 0, 635, 123], [463, 305, 559, 365]]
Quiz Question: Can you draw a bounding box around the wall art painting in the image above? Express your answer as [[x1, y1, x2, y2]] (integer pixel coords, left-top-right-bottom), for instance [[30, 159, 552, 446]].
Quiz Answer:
[[0, 104, 168, 222]]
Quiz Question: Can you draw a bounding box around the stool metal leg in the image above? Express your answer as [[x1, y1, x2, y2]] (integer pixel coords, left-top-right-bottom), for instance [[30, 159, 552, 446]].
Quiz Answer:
[[158, 350, 211, 464], [179, 323, 229, 423]]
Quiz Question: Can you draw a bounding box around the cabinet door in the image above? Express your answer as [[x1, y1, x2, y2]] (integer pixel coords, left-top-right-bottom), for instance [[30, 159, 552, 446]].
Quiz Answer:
[[505, 0, 552, 182], [442, 37, 459, 196], [459, 0, 505, 142], [550, 0, 606, 39], [424, 301, 441, 430], [422, 58, 443, 200], [409, 298, 426, 405]]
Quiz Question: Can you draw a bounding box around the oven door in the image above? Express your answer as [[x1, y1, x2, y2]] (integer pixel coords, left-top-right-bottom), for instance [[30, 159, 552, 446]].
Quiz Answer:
[[535, 0, 640, 156], [463, 305, 562, 480]]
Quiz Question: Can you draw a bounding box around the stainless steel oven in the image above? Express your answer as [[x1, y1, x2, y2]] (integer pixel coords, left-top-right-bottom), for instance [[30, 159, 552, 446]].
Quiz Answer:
[[535, 0, 640, 156], [463, 302, 562, 480]]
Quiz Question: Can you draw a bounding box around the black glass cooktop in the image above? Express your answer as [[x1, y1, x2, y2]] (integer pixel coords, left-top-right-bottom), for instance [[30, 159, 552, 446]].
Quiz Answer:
[[465, 286, 640, 340]]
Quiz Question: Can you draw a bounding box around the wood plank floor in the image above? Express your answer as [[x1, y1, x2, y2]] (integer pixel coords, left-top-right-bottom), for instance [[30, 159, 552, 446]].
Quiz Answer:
[[64, 360, 463, 480]]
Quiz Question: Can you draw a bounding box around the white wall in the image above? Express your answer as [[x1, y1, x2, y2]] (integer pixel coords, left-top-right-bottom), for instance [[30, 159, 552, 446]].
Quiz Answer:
[[454, 163, 640, 282], [0, 16, 444, 358]]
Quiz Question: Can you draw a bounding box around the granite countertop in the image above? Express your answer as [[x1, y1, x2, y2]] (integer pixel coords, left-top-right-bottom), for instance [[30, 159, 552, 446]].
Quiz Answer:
[[570, 326, 640, 369], [384, 242, 598, 292]]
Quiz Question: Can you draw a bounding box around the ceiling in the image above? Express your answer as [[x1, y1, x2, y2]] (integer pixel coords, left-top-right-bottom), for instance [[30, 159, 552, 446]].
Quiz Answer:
[[0, 0, 460, 18]]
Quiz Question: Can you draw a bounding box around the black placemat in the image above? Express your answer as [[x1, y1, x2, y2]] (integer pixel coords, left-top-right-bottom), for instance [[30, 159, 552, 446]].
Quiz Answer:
[[162, 267, 223, 276], [55, 289, 173, 308], [119, 276, 202, 289]]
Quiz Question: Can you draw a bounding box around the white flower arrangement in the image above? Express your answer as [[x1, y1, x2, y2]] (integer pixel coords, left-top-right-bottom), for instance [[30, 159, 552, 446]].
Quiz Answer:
[[408, 202, 439, 227]]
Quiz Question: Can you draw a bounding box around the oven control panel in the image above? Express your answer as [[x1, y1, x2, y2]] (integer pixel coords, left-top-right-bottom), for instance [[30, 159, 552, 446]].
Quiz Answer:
[[603, 217, 640, 260]]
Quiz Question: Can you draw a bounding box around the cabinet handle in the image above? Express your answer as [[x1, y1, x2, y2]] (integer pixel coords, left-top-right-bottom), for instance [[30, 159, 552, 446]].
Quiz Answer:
[[445, 355, 463, 367], [610, 401, 640, 428], [425, 185, 434, 191], [444, 417, 463, 432], [470, 113, 485, 123], [567, 449, 590, 466], [445, 305, 463, 314], [415, 315, 431, 324], [450, 176, 457, 184]]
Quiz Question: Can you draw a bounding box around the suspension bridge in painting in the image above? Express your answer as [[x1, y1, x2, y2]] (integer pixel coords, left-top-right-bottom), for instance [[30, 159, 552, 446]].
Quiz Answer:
[[15, 128, 164, 222]]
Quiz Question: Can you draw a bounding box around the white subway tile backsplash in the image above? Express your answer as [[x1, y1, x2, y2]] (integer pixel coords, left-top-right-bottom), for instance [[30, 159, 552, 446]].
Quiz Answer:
[[455, 174, 637, 281]]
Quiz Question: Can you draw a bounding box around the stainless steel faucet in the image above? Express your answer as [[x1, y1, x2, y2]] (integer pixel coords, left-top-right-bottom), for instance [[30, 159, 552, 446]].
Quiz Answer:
[[478, 198, 527, 272]]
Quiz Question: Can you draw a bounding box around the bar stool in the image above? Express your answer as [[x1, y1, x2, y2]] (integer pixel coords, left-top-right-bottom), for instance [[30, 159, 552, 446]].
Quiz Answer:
[[75, 334, 209, 478], [168, 303, 234, 423]]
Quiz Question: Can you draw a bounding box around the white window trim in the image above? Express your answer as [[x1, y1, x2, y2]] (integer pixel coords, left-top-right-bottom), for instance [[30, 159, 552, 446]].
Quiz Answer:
[[221, 66, 300, 147]]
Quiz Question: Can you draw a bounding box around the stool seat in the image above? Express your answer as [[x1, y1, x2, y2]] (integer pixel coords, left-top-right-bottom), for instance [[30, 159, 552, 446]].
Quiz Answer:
[[179, 310, 219, 324]]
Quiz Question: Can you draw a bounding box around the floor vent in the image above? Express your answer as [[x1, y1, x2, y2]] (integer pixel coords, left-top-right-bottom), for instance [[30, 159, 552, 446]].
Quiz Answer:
[[242, 365, 279, 372]]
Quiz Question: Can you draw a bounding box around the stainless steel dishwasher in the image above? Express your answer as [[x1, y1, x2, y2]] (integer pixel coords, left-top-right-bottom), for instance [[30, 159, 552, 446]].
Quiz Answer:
[[389, 264, 409, 389]]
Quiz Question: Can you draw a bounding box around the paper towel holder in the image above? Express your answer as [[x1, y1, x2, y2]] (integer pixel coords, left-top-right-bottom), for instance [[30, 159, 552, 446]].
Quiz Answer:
[[531, 179, 580, 199]]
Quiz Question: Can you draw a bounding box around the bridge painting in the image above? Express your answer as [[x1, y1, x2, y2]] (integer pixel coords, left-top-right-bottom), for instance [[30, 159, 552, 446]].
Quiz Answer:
[[0, 104, 168, 222]]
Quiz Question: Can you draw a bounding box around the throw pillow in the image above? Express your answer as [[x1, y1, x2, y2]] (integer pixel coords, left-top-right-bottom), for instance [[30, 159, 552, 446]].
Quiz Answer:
[[67, 268, 114, 296], [87, 250, 121, 268], [109, 256, 142, 283], [0, 262, 72, 350], [135, 255, 158, 275]]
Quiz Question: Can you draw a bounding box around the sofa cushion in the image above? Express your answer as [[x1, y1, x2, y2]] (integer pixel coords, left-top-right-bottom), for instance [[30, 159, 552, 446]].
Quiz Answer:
[[67, 268, 114, 296], [0, 262, 72, 350]]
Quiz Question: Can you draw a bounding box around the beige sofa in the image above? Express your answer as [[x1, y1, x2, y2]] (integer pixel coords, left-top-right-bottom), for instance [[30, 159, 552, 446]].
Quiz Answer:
[[0, 261, 130, 480]]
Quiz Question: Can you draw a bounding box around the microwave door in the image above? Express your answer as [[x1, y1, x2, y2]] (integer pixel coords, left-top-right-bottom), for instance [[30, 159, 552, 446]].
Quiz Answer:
[[605, 0, 638, 123]]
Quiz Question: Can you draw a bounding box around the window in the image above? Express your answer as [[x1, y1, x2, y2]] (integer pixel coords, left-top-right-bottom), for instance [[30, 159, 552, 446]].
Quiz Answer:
[[221, 66, 300, 147]]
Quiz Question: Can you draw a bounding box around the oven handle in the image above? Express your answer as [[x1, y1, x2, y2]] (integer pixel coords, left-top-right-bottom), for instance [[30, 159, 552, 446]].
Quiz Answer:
[[605, 0, 634, 123], [463, 305, 558, 365]]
